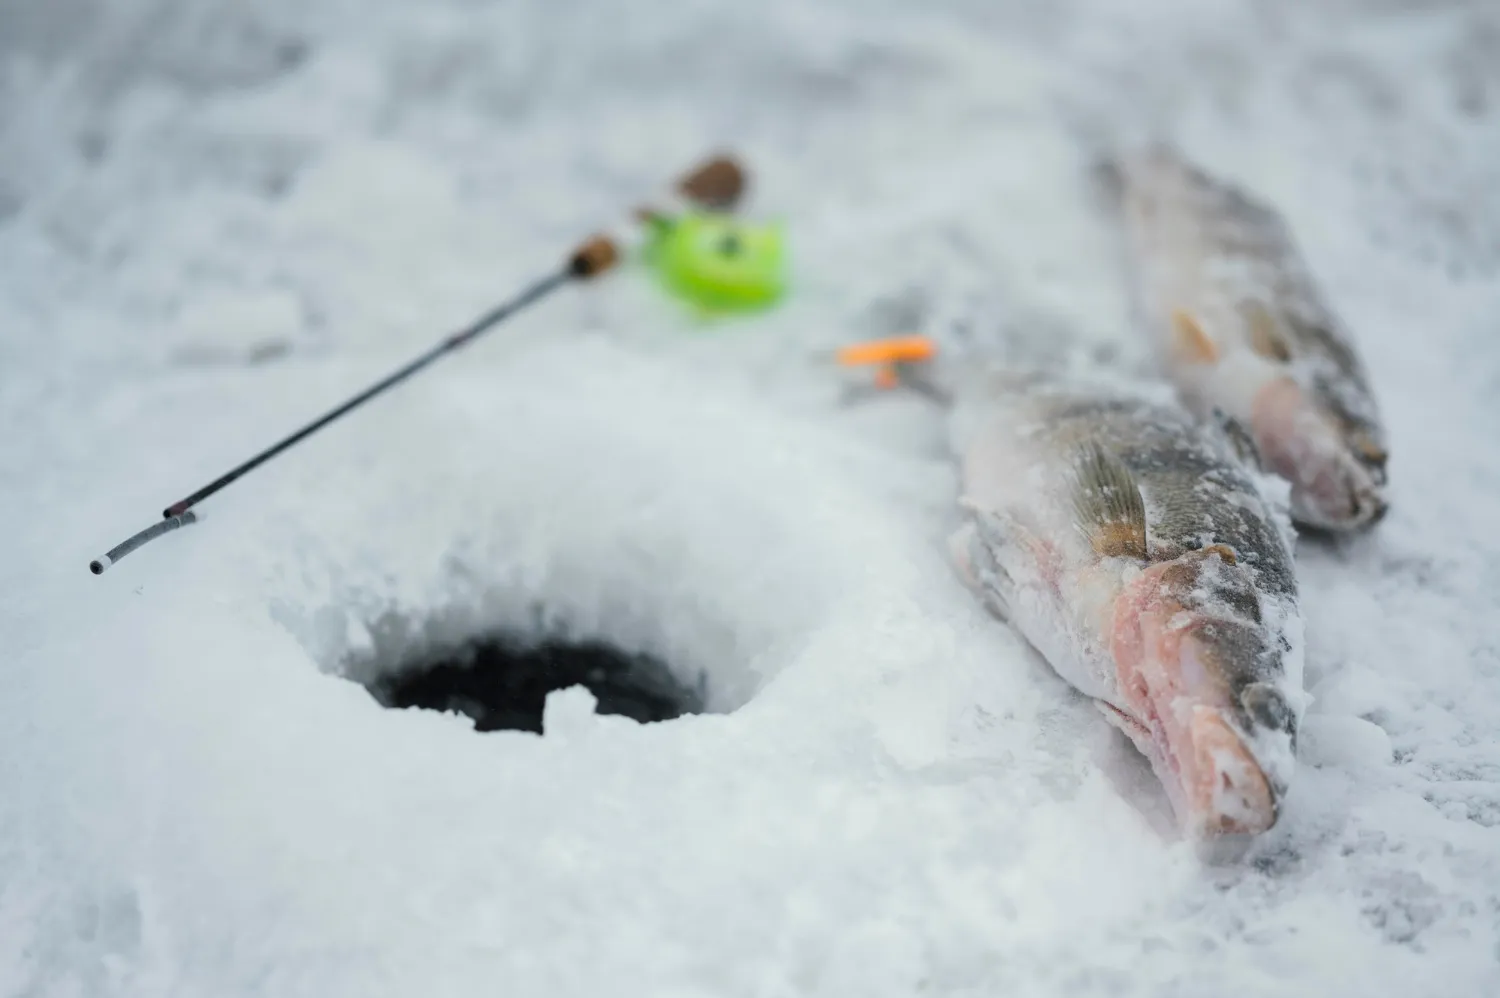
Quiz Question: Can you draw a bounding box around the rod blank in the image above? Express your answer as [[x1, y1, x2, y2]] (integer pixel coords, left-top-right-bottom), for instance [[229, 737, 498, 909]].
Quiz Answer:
[[87, 152, 749, 577], [91, 267, 574, 575], [161, 269, 572, 520]]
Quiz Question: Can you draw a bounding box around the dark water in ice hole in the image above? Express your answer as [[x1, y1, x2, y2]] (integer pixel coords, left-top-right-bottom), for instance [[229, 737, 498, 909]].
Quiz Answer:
[[373, 633, 706, 734]]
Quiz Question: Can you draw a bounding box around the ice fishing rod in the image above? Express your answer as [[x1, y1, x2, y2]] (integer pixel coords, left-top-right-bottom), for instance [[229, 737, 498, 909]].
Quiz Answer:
[[89, 153, 746, 576]]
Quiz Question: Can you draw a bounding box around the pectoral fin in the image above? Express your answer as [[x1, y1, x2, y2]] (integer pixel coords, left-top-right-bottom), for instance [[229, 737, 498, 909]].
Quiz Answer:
[[1070, 443, 1149, 561], [948, 520, 1014, 621], [947, 522, 981, 589], [1241, 301, 1293, 363], [1171, 310, 1218, 364]]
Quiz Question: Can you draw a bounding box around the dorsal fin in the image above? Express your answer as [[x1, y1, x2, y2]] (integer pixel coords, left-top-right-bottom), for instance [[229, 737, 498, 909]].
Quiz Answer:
[[1070, 443, 1149, 561]]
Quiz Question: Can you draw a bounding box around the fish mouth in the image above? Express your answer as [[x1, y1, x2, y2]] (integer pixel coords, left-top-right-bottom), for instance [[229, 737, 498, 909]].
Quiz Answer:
[[1098, 697, 1278, 839], [1106, 577, 1288, 839], [1251, 377, 1388, 530], [1286, 454, 1387, 531]]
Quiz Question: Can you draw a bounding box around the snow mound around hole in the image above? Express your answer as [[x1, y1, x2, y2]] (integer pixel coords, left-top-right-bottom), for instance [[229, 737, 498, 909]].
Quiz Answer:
[[239, 337, 955, 718], [14, 337, 1039, 994]]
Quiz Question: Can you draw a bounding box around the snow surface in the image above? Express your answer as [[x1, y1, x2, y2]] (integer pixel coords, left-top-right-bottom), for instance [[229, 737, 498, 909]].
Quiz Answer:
[[3, 0, 1499, 995]]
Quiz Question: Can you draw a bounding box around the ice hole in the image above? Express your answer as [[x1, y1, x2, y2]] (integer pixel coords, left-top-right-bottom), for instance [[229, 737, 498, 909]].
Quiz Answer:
[[363, 628, 705, 733], [273, 345, 875, 737], [319, 567, 761, 737]]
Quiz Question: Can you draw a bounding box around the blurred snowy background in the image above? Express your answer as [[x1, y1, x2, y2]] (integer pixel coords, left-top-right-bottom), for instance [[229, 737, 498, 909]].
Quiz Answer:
[[2, 0, 1498, 995]]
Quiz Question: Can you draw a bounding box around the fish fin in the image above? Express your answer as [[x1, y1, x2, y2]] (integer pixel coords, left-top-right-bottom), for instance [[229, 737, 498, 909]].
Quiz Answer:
[[1241, 301, 1293, 363], [958, 499, 1063, 611], [1170, 310, 1218, 365], [1349, 428, 1389, 471], [949, 521, 1014, 621], [1195, 543, 1239, 565], [1070, 443, 1149, 561], [966, 504, 1040, 568], [1211, 406, 1264, 470], [1090, 156, 1125, 206], [948, 522, 981, 588]]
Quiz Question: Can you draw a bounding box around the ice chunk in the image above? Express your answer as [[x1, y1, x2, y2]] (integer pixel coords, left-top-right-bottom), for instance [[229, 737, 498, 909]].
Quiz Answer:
[[542, 685, 600, 739], [1300, 714, 1395, 771]]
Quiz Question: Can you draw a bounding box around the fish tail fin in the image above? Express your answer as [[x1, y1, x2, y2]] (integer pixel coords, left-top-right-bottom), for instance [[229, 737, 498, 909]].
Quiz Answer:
[[1055, 95, 1125, 196], [1054, 93, 1177, 209]]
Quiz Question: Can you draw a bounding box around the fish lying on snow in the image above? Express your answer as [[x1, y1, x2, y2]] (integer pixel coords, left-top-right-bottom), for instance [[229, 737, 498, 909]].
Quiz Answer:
[[840, 343, 1306, 841], [1105, 145, 1389, 531]]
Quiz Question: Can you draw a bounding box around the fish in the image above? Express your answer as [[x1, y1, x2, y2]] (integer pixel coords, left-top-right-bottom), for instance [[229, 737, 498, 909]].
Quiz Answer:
[[838, 342, 1306, 842], [1105, 145, 1389, 531]]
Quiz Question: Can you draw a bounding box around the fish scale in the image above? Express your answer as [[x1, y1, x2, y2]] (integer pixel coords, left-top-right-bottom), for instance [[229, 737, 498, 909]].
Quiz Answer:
[[1021, 392, 1297, 601]]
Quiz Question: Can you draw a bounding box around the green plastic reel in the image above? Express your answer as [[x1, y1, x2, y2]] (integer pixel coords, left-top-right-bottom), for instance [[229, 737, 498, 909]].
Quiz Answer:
[[642, 210, 787, 314]]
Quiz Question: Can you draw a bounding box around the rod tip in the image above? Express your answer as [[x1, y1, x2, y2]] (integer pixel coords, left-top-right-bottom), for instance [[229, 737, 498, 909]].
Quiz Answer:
[[90, 555, 111, 575]]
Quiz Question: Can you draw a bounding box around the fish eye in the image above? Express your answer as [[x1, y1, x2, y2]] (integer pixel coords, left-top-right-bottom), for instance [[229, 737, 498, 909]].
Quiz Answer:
[[1240, 682, 1295, 736]]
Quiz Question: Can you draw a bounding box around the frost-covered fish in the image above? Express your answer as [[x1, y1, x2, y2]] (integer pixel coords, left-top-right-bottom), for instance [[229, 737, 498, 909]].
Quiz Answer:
[[837, 340, 1306, 841], [1107, 146, 1389, 531], [947, 366, 1305, 840]]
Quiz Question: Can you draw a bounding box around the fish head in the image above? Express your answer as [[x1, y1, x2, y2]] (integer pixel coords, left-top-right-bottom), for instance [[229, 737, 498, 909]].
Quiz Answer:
[[1112, 550, 1299, 839], [1250, 375, 1388, 530]]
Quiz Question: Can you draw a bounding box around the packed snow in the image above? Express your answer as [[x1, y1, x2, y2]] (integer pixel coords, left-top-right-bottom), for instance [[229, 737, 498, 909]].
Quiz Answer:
[[2, 0, 1498, 995]]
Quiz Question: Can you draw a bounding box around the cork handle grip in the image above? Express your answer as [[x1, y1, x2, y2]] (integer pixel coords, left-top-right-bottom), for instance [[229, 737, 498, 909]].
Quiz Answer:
[[568, 235, 619, 278]]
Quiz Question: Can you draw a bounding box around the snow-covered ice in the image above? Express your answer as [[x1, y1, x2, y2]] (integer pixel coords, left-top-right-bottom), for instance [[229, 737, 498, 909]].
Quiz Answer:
[[2, 0, 1498, 995]]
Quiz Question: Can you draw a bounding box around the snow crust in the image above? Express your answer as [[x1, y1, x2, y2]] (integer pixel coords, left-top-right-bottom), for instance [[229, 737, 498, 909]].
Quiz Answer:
[[2, 0, 1498, 995]]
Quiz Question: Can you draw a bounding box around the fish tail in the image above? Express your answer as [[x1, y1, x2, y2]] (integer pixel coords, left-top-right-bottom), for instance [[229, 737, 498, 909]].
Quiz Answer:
[[1057, 96, 1177, 209]]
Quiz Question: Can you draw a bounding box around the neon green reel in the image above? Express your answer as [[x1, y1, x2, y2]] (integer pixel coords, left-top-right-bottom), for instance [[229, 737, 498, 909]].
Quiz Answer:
[[642, 210, 787, 314]]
